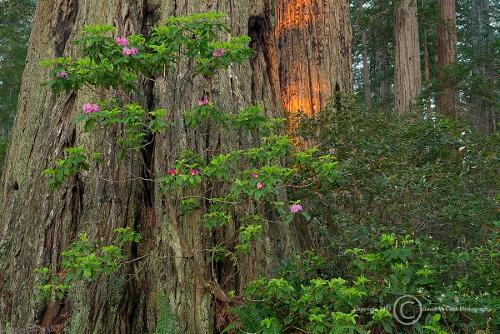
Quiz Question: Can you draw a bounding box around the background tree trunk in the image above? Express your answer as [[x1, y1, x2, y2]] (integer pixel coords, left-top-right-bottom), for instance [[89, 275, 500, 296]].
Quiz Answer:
[[394, 0, 421, 115], [357, 0, 372, 111], [470, 0, 496, 132], [374, 43, 390, 111], [437, 0, 458, 119], [0, 0, 352, 333], [423, 29, 430, 82]]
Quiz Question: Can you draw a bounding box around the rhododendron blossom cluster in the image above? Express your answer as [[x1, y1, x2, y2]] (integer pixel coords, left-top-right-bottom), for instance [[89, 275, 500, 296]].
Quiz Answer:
[[197, 98, 209, 106], [212, 48, 225, 57], [57, 71, 68, 79], [82, 103, 100, 114], [289, 204, 303, 213], [114, 36, 137, 56], [122, 47, 138, 56], [115, 37, 128, 47]]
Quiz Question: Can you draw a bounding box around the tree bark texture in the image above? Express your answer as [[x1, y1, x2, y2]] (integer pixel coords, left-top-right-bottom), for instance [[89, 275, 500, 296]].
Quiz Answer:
[[436, 0, 458, 119], [0, 0, 352, 333], [276, 0, 352, 130], [394, 0, 421, 115]]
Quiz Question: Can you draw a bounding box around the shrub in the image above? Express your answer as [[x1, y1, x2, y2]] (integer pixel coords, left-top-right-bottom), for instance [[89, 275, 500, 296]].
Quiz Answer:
[[227, 230, 499, 333], [298, 95, 499, 248], [226, 96, 499, 333]]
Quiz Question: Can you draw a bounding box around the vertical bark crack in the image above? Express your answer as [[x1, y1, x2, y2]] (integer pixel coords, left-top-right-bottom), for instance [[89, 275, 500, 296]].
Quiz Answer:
[[53, 0, 79, 57]]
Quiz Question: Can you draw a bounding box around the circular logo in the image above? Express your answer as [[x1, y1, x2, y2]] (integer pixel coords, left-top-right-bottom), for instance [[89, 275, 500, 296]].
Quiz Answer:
[[393, 295, 423, 325]]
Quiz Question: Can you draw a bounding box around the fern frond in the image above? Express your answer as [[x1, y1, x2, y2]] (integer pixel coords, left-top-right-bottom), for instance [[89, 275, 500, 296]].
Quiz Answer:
[[155, 291, 176, 334]]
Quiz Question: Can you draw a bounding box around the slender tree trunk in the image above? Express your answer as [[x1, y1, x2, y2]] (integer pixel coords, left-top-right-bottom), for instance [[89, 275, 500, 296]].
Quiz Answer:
[[371, 0, 391, 111], [437, 0, 458, 119], [470, 0, 496, 132], [0, 0, 352, 333], [375, 44, 390, 110], [420, 34, 432, 112], [394, 0, 421, 115], [420, 0, 430, 83], [357, 0, 371, 111], [423, 35, 430, 82]]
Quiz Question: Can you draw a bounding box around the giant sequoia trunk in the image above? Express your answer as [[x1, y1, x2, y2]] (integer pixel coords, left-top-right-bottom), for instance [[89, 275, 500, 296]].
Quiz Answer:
[[394, 0, 421, 115], [0, 1, 352, 333], [436, 0, 458, 119]]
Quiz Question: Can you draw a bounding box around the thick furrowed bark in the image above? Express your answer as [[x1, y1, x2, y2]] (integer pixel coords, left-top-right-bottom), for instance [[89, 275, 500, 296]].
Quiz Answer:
[[0, 1, 149, 332], [276, 0, 352, 130]]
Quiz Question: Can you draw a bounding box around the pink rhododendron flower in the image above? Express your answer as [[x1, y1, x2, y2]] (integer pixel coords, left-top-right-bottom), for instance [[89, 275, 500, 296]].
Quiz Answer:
[[190, 169, 200, 176], [251, 172, 258, 178], [256, 182, 264, 190], [197, 98, 209, 106], [57, 71, 68, 79], [289, 204, 303, 213], [82, 103, 100, 114], [122, 47, 138, 56], [168, 168, 177, 176], [115, 37, 129, 47], [212, 48, 225, 57]]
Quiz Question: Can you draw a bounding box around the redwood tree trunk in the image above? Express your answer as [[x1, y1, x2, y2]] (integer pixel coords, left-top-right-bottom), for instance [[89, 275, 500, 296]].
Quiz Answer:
[[0, 0, 352, 333], [357, 0, 372, 111], [375, 43, 390, 111], [470, 0, 496, 132], [421, 0, 430, 83], [437, 0, 458, 119], [276, 0, 352, 128], [394, 0, 421, 115], [423, 36, 430, 82]]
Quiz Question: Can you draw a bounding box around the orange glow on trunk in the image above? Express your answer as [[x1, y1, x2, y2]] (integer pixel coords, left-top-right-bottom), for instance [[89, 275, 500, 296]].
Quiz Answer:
[[274, 0, 352, 136], [275, 0, 332, 135], [275, 0, 316, 35], [282, 79, 329, 116]]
